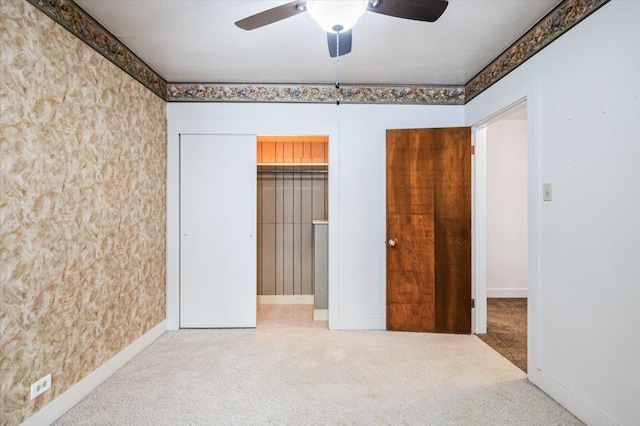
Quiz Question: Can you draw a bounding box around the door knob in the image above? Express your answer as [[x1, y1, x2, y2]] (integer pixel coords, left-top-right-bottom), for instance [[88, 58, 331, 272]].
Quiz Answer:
[[388, 238, 397, 247]]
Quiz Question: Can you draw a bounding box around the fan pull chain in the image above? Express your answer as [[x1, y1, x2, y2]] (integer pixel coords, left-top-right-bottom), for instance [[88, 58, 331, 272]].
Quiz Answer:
[[333, 25, 342, 105]]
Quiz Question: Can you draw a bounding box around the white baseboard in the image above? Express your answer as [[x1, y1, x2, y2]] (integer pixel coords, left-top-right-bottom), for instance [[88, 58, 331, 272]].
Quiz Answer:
[[21, 320, 167, 426], [313, 309, 328, 321], [529, 368, 617, 426], [329, 317, 386, 330], [487, 288, 528, 298], [257, 295, 314, 305]]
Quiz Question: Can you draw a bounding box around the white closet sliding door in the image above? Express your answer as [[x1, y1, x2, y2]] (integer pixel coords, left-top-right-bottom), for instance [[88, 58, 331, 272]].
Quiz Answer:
[[180, 134, 256, 328]]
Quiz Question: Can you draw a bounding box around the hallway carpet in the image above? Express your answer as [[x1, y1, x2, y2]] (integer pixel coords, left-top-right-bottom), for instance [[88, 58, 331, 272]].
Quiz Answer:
[[478, 298, 528, 372], [54, 305, 580, 425]]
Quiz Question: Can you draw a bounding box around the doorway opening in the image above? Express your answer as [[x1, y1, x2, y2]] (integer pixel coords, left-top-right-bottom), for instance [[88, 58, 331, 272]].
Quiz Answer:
[[256, 135, 329, 328], [476, 102, 528, 372]]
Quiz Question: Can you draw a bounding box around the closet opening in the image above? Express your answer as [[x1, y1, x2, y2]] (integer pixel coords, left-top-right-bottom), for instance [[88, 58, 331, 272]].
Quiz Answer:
[[256, 135, 329, 328]]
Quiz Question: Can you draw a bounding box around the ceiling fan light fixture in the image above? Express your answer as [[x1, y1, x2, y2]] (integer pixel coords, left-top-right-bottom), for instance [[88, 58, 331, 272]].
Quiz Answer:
[[306, 0, 368, 33]]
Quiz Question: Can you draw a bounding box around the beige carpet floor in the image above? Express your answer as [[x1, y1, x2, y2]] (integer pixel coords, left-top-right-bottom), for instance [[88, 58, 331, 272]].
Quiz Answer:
[[54, 305, 581, 425]]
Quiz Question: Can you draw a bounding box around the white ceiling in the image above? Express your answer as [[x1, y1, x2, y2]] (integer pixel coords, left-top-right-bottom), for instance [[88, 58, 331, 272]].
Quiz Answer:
[[75, 0, 561, 85]]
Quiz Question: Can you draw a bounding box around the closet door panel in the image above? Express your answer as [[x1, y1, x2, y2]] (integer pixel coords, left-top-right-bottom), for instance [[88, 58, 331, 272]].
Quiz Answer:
[[180, 134, 256, 328]]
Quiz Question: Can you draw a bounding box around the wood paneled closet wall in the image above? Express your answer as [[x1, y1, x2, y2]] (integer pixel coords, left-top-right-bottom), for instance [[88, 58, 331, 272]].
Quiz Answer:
[[257, 136, 328, 296]]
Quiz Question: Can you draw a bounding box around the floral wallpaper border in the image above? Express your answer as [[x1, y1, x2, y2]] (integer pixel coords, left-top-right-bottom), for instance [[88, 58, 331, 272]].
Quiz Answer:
[[167, 83, 465, 105], [24, 0, 610, 104], [465, 0, 610, 102], [24, 0, 167, 100]]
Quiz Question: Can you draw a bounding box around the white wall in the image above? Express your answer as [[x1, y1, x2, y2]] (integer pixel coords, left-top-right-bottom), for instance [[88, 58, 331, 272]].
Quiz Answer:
[[466, 1, 640, 425], [486, 118, 528, 298], [167, 103, 464, 331]]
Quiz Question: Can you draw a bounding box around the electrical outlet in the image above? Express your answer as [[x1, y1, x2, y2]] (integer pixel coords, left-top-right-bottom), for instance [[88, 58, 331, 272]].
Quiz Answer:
[[30, 374, 51, 400]]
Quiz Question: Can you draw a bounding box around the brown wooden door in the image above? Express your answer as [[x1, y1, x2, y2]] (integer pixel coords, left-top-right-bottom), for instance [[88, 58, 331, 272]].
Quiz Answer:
[[386, 128, 471, 333]]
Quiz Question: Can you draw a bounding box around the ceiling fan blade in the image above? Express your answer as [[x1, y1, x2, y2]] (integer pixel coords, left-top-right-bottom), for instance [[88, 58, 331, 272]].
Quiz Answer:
[[327, 30, 353, 58], [235, 1, 306, 30], [368, 0, 448, 22]]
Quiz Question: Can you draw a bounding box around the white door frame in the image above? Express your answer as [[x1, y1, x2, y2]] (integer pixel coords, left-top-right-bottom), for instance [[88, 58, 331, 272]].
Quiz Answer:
[[471, 125, 488, 334], [472, 99, 528, 334], [468, 83, 540, 376], [166, 119, 340, 331]]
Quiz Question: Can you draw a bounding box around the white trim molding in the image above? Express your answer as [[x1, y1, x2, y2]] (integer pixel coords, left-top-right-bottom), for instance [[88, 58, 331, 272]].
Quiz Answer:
[[313, 309, 329, 321], [528, 368, 618, 426], [471, 126, 488, 334], [21, 321, 167, 426]]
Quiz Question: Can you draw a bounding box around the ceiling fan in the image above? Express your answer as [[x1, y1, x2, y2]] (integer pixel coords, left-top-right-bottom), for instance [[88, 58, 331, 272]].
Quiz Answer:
[[235, 0, 449, 58]]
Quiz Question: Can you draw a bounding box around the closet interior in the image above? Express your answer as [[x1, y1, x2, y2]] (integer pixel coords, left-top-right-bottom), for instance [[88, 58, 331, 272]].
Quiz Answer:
[[257, 136, 329, 322]]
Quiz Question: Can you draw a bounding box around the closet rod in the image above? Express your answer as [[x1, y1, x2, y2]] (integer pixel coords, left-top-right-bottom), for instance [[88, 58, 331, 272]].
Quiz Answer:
[[258, 169, 328, 174]]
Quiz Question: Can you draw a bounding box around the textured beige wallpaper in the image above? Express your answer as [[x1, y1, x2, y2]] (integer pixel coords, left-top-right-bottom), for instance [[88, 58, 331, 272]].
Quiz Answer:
[[0, 1, 167, 424]]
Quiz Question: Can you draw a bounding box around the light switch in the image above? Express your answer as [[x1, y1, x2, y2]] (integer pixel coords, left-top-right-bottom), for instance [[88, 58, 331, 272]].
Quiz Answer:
[[543, 183, 552, 201]]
